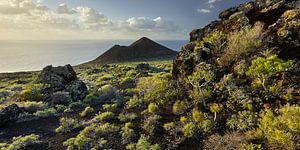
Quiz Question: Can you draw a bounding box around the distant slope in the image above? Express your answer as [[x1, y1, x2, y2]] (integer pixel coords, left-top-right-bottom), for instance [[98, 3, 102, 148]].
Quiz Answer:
[[89, 37, 178, 64]]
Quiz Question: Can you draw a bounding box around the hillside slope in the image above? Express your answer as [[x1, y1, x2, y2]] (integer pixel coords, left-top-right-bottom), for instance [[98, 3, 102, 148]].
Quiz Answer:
[[90, 37, 178, 64]]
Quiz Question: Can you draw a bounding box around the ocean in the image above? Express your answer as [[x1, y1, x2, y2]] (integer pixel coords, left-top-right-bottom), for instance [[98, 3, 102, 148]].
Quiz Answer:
[[0, 40, 187, 73]]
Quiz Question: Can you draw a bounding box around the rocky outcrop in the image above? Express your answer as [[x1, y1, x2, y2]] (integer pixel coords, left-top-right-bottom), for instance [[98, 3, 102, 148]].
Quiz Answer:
[[173, 0, 300, 78], [0, 104, 23, 127], [36, 65, 88, 102]]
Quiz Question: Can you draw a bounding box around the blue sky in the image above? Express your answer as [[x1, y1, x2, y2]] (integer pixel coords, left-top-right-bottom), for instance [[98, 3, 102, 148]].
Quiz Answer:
[[0, 0, 250, 40]]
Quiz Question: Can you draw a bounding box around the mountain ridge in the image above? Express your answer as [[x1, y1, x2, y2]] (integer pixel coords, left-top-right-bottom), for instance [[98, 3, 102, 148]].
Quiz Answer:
[[89, 37, 178, 64]]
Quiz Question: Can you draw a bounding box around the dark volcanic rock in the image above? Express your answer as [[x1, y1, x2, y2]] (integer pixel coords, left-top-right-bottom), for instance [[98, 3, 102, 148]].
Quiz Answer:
[[36, 64, 77, 90], [90, 37, 178, 64], [36, 64, 88, 101], [0, 104, 23, 127]]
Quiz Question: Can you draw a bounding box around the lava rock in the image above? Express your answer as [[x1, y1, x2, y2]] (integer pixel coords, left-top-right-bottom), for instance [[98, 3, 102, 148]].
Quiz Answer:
[[36, 64, 77, 90], [36, 64, 88, 101], [0, 104, 23, 127]]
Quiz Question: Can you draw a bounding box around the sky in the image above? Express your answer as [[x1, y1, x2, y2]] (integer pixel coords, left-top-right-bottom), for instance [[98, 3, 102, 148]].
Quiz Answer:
[[0, 0, 250, 40]]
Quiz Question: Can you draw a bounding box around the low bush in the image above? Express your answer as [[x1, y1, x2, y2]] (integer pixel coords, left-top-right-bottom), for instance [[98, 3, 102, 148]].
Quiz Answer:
[[220, 22, 264, 66], [3, 134, 40, 150], [136, 135, 161, 150], [63, 123, 119, 149], [246, 105, 300, 149], [148, 103, 159, 113], [79, 106, 94, 117], [55, 117, 81, 133], [19, 101, 47, 113], [98, 84, 118, 101], [172, 100, 187, 115], [93, 111, 114, 122], [118, 112, 138, 122], [34, 107, 57, 118], [18, 89, 43, 102], [126, 95, 144, 109], [246, 55, 293, 90], [182, 122, 197, 138], [227, 111, 258, 131]]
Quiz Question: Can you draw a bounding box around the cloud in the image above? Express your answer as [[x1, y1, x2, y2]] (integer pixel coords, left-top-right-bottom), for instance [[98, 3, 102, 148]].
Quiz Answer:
[[0, 0, 183, 39], [0, 0, 48, 14], [122, 17, 179, 32], [76, 6, 113, 30], [56, 3, 76, 14], [208, 0, 217, 4], [197, 8, 211, 13]]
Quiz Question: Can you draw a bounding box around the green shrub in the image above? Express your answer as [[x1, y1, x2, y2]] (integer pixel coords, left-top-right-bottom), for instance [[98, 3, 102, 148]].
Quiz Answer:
[[118, 112, 138, 122], [187, 63, 214, 106], [136, 135, 161, 150], [18, 89, 43, 102], [93, 111, 114, 121], [19, 101, 47, 113], [102, 103, 118, 111], [246, 55, 293, 90], [246, 105, 300, 149], [172, 100, 186, 115], [34, 107, 57, 118], [227, 111, 258, 131], [148, 103, 159, 113], [56, 117, 81, 133], [126, 95, 143, 109], [79, 106, 94, 117], [192, 109, 213, 133], [98, 84, 118, 100], [196, 31, 226, 58], [163, 122, 175, 132], [182, 122, 197, 138], [137, 73, 176, 105], [4, 134, 40, 150], [64, 123, 119, 149], [240, 143, 262, 150], [209, 103, 223, 121]]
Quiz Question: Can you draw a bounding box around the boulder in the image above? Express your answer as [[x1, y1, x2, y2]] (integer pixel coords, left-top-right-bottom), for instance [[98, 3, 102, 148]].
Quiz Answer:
[[36, 65, 88, 101], [36, 64, 77, 90], [0, 104, 23, 127]]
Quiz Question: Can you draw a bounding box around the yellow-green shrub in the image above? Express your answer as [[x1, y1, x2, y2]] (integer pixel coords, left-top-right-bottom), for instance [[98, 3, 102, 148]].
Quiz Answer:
[[246, 105, 300, 149]]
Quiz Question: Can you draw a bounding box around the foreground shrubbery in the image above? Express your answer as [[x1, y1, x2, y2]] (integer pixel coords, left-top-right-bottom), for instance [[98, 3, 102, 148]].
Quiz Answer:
[[0, 134, 40, 150]]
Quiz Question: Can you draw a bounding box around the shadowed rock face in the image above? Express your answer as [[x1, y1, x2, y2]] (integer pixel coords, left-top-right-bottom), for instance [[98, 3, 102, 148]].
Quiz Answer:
[[90, 37, 178, 64], [36, 64, 88, 101], [173, 0, 300, 78]]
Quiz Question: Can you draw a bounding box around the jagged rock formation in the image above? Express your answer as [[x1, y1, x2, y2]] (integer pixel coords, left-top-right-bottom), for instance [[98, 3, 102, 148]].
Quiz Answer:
[[173, 0, 300, 78], [36, 64, 88, 101], [90, 37, 178, 64]]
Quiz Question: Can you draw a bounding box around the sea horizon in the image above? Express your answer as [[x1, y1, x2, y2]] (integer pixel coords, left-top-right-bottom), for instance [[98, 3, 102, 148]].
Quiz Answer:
[[0, 39, 187, 73]]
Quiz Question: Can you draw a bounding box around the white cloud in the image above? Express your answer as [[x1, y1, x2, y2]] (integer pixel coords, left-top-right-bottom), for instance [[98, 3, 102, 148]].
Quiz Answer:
[[56, 3, 76, 14], [208, 0, 217, 4], [0, 0, 183, 39], [76, 6, 112, 30], [0, 0, 48, 14], [197, 8, 211, 13]]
